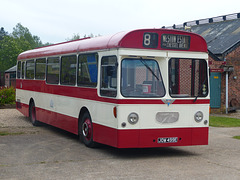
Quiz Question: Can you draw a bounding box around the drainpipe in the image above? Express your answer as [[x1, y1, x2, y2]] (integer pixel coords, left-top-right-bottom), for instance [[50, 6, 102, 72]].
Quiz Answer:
[[226, 71, 228, 114], [223, 62, 234, 114]]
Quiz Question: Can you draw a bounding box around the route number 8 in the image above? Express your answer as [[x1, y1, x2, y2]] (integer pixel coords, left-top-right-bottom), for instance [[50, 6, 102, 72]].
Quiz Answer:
[[144, 33, 151, 46], [143, 33, 158, 48]]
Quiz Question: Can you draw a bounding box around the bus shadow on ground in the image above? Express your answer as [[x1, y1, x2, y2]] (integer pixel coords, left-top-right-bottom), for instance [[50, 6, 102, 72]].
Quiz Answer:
[[99, 145, 198, 159], [31, 121, 198, 159]]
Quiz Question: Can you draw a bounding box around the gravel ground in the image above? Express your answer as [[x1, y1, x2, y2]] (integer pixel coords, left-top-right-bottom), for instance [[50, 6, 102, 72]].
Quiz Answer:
[[1, 107, 240, 180], [0, 108, 40, 134]]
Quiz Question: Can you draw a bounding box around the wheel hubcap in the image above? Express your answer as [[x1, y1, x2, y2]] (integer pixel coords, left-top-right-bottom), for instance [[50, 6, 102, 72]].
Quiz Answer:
[[82, 119, 92, 141]]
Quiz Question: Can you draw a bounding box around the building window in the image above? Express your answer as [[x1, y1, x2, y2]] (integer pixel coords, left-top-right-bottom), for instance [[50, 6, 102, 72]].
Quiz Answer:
[[78, 53, 98, 87]]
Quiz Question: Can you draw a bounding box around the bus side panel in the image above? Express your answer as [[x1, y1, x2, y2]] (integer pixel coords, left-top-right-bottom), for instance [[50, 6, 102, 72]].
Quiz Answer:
[[92, 123, 140, 148], [35, 107, 78, 135], [16, 102, 29, 117], [93, 123, 118, 147], [16, 100, 79, 135]]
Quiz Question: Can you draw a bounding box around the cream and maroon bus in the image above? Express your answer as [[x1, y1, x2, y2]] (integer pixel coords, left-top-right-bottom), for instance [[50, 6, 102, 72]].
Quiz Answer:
[[16, 29, 209, 148]]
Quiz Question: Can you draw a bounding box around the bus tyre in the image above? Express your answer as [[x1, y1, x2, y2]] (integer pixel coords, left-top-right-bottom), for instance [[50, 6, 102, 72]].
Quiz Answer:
[[29, 101, 40, 126], [80, 112, 96, 148]]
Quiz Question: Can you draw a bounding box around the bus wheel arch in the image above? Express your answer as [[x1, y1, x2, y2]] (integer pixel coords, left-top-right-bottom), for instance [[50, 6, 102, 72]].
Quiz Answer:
[[29, 98, 40, 126], [78, 107, 96, 148]]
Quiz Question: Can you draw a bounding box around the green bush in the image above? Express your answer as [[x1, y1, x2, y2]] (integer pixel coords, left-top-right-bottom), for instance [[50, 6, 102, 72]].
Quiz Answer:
[[0, 87, 16, 106]]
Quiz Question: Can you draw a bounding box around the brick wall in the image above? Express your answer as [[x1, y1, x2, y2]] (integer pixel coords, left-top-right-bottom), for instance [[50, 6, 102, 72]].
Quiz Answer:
[[225, 45, 240, 109], [209, 45, 240, 113]]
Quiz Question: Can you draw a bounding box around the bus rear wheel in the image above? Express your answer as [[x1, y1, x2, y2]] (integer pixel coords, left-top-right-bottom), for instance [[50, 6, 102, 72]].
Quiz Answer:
[[80, 112, 96, 148], [29, 101, 40, 126]]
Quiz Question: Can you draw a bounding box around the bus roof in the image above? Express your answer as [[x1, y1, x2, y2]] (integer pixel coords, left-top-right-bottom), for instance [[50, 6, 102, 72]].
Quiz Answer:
[[17, 29, 207, 60]]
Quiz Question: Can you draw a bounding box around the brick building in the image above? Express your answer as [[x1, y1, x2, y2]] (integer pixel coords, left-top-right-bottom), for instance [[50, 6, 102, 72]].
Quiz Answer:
[[168, 13, 240, 113], [4, 65, 16, 88]]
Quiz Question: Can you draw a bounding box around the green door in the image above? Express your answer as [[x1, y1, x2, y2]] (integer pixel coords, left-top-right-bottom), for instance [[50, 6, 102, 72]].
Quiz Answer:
[[210, 72, 221, 108]]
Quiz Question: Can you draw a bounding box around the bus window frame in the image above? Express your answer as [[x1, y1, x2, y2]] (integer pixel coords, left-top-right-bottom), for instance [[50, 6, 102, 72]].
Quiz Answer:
[[100, 55, 118, 98], [120, 58, 166, 98], [77, 53, 98, 87], [17, 61, 21, 79], [168, 58, 209, 98], [35, 58, 46, 80], [60, 55, 77, 86], [26, 59, 35, 80], [21, 61, 25, 79], [46, 56, 60, 85]]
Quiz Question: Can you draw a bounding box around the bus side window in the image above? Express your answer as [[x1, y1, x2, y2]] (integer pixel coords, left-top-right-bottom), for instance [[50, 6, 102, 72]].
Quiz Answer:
[[26, 59, 35, 79], [61, 55, 77, 85], [46, 57, 60, 84], [100, 56, 117, 97], [17, 61, 21, 79], [21, 61, 25, 79], [36, 58, 46, 80], [78, 53, 98, 87]]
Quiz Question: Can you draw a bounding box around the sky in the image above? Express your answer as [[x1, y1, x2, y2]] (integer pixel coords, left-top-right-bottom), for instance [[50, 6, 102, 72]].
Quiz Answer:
[[1, 0, 240, 44]]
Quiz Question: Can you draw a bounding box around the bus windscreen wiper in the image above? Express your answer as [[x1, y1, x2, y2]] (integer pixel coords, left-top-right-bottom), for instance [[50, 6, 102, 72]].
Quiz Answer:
[[194, 78, 207, 102], [140, 59, 159, 81]]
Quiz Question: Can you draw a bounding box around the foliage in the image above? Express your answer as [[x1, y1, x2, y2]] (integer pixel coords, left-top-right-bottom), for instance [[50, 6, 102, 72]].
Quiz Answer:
[[66, 33, 101, 41], [233, 136, 240, 140], [0, 23, 98, 73], [0, 35, 30, 72], [0, 87, 16, 106], [0, 131, 24, 136], [209, 116, 240, 127], [66, 33, 81, 41], [0, 27, 8, 40], [12, 23, 43, 48], [0, 23, 44, 72]]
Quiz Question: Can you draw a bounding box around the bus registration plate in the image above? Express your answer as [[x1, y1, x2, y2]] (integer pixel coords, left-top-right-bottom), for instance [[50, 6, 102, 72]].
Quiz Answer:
[[158, 137, 178, 143]]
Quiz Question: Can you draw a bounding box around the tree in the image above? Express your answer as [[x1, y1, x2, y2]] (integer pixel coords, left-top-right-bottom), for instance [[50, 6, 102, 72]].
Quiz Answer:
[[0, 36, 30, 72], [66, 33, 81, 41], [67, 33, 101, 41], [0, 23, 42, 72], [0, 27, 8, 40], [12, 23, 43, 48]]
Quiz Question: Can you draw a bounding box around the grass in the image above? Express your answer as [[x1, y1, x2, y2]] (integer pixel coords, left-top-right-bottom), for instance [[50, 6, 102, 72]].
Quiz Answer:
[[233, 136, 240, 140], [209, 116, 240, 127], [210, 116, 240, 140], [0, 131, 24, 136]]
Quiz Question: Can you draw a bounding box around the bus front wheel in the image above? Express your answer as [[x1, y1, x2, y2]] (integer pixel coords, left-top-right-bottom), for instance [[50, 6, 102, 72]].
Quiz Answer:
[[80, 112, 96, 148]]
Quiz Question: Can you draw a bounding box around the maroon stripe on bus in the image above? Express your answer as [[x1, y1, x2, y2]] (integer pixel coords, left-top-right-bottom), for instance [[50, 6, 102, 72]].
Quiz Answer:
[[16, 79, 209, 105]]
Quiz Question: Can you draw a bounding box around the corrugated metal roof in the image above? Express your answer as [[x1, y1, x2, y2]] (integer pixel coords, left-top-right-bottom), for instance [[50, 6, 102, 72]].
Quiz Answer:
[[190, 18, 240, 55], [5, 65, 16, 73]]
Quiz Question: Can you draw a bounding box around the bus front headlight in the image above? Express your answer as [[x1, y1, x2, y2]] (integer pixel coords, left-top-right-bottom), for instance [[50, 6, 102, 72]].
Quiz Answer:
[[128, 113, 139, 124], [194, 111, 203, 122]]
